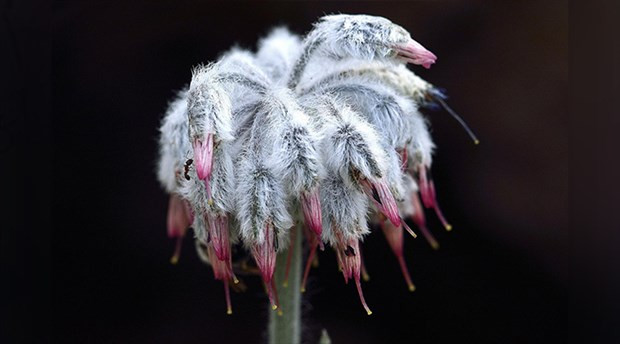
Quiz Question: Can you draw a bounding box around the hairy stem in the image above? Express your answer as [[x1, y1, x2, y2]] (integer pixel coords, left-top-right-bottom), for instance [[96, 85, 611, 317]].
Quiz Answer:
[[269, 225, 302, 344]]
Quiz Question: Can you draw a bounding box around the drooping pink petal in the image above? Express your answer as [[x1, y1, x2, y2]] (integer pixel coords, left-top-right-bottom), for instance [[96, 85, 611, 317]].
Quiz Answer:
[[359, 246, 370, 282], [381, 220, 416, 292], [167, 194, 193, 264], [355, 275, 373, 316], [270, 279, 281, 314], [411, 192, 439, 249], [170, 237, 183, 265], [224, 279, 232, 315], [334, 230, 372, 315], [167, 194, 191, 238], [363, 179, 401, 227], [206, 213, 231, 261], [192, 133, 214, 181], [251, 222, 278, 309], [428, 179, 452, 231], [206, 244, 234, 314], [301, 188, 323, 237], [183, 200, 194, 225], [393, 39, 437, 69], [417, 165, 452, 231], [417, 165, 433, 208]]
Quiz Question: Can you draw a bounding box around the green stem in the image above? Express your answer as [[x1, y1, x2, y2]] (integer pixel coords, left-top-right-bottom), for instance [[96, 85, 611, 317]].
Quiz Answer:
[[269, 225, 302, 344]]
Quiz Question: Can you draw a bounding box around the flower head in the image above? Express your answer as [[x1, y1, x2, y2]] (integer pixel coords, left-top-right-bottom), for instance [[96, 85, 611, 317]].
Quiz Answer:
[[156, 14, 474, 315]]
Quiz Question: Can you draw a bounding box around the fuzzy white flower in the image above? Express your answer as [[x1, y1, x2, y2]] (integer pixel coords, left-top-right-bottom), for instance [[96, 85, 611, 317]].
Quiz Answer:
[[156, 14, 476, 315]]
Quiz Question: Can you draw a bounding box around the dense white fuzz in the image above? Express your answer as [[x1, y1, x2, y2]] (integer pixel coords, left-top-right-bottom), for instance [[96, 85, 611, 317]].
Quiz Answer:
[[261, 88, 322, 194], [287, 14, 416, 89], [217, 48, 271, 91], [157, 89, 191, 193], [303, 62, 437, 103], [305, 14, 410, 62], [178, 142, 235, 216], [398, 174, 418, 217], [256, 27, 302, 82], [405, 110, 435, 166], [235, 149, 293, 249], [188, 64, 234, 142], [191, 213, 208, 248], [314, 98, 388, 188], [356, 63, 438, 103], [320, 174, 370, 245]]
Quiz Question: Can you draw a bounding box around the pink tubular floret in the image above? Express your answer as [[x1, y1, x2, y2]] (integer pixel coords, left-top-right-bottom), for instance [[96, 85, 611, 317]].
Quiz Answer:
[[251, 222, 279, 309], [334, 231, 372, 315], [363, 179, 401, 227], [393, 39, 437, 69], [411, 191, 439, 249], [301, 188, 323, 237], [206, 244, 234, 314], [417, 165, 452, 231], [193, 133, 214, 181], [380, 220, 416, 291], [206, 213, 231, 261], [167, 194, 193, 264]]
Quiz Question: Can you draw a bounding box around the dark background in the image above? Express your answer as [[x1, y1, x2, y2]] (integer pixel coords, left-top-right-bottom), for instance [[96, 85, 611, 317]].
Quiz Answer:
[[7, 0, 616, 343]]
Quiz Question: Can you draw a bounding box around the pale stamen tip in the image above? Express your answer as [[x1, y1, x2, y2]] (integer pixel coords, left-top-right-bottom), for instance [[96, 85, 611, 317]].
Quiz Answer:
[[445, 224, 453, 231], [300, 287, 306, 293], [474, 139, 480, 145], [170, 255, 179, 265], [362, 272, 370, 282], [226, 308, 233, 315], [431, 241, 440, 250], [277, 310, 284, 316], [282, 281, 289, 288], [272, 304, 278, 311], [207, 198, 214, 206], [233, 278, 240, 284], [366, 309, 373, 316], [408, 284, 416, 292]]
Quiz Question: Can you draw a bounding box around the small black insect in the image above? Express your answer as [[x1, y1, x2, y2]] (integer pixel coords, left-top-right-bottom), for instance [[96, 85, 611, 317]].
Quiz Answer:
[[184, 159, 193, 180], [344, 245, 356, 257]]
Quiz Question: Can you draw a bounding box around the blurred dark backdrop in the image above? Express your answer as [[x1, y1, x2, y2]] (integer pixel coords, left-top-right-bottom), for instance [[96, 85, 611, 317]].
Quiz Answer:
[[4, 1, 571, 343]]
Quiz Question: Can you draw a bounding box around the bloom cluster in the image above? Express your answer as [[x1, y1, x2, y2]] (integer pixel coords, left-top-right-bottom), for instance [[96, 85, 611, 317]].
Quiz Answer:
[[157, 14, 476, 315]]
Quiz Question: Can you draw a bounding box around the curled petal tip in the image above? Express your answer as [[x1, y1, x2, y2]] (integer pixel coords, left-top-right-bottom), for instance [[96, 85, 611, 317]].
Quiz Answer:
[[394, 39, 437, 68]]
